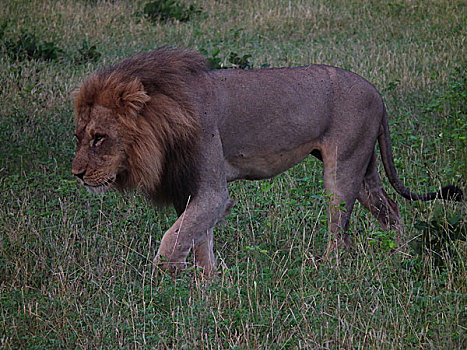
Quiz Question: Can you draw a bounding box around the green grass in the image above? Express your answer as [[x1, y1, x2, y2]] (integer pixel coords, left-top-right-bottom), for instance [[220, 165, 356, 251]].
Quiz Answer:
[[0, 0, 466, 348]]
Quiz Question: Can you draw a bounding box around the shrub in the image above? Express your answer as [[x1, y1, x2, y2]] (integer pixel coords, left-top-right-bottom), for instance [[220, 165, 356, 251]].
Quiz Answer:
[[413, 207, 465, 268], [75, 40, 101, 63], [200, 48, 257, 70], [142, 0, 201, 23], [3, 30, 63, 61]]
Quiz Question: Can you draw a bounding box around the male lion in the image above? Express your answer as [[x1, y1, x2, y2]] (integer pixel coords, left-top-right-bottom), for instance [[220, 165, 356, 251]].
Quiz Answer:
[[72, 48, 462, 275]]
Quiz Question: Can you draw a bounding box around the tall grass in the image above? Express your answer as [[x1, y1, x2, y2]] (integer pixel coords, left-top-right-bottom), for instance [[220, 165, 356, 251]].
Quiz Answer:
[[0, 0, 465, 348]]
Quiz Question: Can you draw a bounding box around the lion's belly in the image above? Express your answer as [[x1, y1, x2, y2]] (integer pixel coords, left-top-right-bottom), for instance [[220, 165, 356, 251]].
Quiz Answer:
[[224, 141, 316, 181]]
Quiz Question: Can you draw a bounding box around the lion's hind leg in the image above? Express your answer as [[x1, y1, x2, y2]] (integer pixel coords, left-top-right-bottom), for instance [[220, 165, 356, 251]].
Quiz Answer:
[[357, 152, 404, 248], [323, 187, 357, 257], [321, 152, 369, 257]]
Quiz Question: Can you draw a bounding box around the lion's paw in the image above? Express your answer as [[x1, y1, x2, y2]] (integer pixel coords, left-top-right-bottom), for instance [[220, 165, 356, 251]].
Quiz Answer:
[[153, 254, 187, 275]]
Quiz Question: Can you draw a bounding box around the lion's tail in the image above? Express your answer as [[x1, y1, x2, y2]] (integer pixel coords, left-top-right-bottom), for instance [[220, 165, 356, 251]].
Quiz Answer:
[[377, 106, 463, 202]]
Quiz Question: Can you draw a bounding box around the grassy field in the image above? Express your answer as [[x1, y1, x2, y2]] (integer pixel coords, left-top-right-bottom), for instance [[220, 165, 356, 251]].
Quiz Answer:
[[0, 0, 466, 348]]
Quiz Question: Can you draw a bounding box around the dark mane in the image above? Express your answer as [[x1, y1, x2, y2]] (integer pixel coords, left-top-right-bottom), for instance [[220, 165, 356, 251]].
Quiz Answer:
[[75, 48, 210, 212], [98, 47, 210, 115]]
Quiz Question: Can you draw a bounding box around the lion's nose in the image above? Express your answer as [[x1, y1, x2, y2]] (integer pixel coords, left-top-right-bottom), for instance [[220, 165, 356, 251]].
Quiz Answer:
[[72, 169, 86, 180]]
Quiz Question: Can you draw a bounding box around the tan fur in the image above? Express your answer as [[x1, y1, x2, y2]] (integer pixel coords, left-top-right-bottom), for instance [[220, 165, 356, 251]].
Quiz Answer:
[[72, 48, 463, 276]]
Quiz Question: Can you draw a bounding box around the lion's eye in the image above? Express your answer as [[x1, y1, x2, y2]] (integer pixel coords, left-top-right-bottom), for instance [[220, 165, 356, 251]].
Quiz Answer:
[[92, 134, 106, 147]]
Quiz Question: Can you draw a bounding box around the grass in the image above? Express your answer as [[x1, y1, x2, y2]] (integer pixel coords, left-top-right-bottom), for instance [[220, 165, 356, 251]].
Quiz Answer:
[[0, 0, 466, 348]]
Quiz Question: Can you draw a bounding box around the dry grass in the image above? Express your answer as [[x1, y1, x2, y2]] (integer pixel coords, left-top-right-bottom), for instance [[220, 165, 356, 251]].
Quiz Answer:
[[0, 0, 466, 348]]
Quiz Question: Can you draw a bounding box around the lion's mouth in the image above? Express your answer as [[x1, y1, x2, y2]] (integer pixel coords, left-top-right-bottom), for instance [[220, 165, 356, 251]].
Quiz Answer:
[[82, 177, 116, 195]]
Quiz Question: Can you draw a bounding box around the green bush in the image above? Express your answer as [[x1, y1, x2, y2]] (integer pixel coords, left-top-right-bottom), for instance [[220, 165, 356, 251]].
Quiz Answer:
[[413, 207, 465, 268], [143, 0, 201, 23], [75, 40, 101, 63], [3, 30, 63, 61], [200, 48, 256, 70]]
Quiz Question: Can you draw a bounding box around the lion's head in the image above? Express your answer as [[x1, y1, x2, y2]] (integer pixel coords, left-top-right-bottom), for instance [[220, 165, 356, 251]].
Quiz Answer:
[[72, 48, 209, 205]]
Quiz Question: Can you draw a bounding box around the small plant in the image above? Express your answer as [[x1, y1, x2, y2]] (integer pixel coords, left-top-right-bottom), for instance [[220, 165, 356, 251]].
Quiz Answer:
[[200, 48, 257, 70], [75, 40, 101, 63], [3, 30, 63, 61], [142, 0, 201, 23], [228, 52, 252, 69], [368, 229, 397, 250], [200, 47, 223, 69], [412, 207, 465, 267]]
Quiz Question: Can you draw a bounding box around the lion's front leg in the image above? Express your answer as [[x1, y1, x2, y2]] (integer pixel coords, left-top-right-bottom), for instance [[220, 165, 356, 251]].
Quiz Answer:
[[154, 226, 217, 276], [154, 191, 230, 275], [154, 220, 193, 274], [193, 228, 216, 275]]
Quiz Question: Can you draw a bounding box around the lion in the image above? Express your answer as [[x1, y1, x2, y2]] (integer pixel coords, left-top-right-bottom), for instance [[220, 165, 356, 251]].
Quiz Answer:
[[72, 48, 463, 275]]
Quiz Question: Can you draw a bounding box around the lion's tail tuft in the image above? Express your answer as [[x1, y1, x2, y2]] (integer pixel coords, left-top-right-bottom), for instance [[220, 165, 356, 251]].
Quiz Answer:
[[438, 185, 464, 202], [378, 105, 464, 202]]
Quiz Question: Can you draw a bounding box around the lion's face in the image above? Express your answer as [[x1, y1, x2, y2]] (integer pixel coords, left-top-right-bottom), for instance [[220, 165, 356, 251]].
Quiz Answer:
[[72, 105, 128, 194]]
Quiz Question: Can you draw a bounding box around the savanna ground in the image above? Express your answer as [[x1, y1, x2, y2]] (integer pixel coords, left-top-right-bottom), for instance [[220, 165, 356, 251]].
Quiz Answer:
[[0, 0, 466, 348]]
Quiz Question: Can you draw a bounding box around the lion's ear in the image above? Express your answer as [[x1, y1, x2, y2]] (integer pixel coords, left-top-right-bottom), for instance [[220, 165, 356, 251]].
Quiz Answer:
[[116, 78, 150, 118]]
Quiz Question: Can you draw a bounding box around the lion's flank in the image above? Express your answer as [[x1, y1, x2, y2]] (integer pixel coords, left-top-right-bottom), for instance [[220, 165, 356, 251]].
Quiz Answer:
[[74, 48, 209, 209]]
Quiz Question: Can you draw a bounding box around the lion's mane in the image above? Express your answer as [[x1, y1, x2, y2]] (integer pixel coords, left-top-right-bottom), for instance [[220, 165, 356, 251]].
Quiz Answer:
[[74, 48, 210, 209]]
